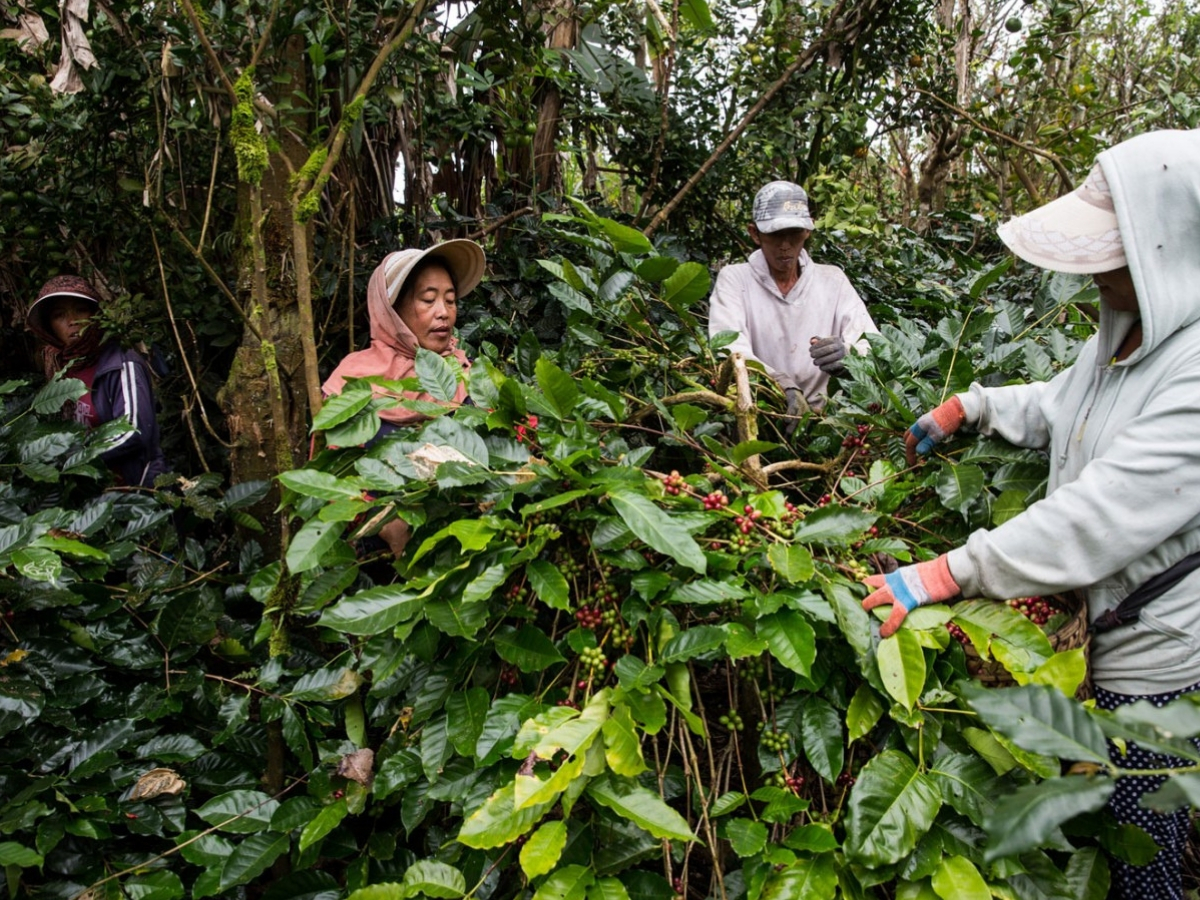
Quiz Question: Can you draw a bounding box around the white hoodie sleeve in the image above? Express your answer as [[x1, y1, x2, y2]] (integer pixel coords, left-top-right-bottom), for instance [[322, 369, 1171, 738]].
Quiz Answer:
[[959, 379, 1054, 450], [948, 357, 1200, 600]]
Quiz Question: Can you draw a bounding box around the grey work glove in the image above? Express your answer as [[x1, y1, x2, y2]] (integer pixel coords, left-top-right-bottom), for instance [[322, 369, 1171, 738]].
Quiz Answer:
[[809, 335, 848, 374], [783, 387, 807, 438]]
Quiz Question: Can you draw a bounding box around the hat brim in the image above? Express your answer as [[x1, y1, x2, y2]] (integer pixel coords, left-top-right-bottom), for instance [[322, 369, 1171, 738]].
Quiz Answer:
[[755, 215, 815, 233], [997, 190, 1126, 274], [26, 291, 101, 332], [422, 239, 486, 299]]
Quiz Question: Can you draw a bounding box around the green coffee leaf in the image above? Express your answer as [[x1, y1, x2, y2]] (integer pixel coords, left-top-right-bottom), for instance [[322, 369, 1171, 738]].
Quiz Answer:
[[721, 818, 767, 858], [298, 799, 346, 853], [319, 586, 424, 635], [930, 855, 989, 900], [457, 783, 555, 849], [519, 821, 567, 880], [586, 775, 696, 842], [791, 505, 877, 542], [494, 625, 565, 672], [312, 383, 374, 431], [844, 750, 940, 866], [757, 611, 815, 677], [609, 491, 705, 574], [535, 356, 579, 421], [415, 347, 461, 402], [194, 791, 280, 834], [982, 776, 1113, 860], [877, 628, 926, 711], [767, 544, 815, 584], [659, 625, 725, 663], [527, 558, 571, 610], [218, 833, 290, 891], [963, 682, 1109, 763], [402, 860, 465, 898]]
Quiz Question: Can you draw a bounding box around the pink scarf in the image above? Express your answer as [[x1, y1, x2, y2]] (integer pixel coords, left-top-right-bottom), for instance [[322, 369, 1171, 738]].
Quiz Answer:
[[323, 253, 469, 425]]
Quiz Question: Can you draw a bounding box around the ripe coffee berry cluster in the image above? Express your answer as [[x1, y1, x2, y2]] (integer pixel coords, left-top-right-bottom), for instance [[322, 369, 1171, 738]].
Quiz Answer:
[[579, 646, 606, 669], [734, 504, 763, 534], [842, 423, 871, 449], [945, 621, 971, 645], [836, 771, 857, 788], [703, 491, 729, 510], [575, 606, 604, 628], [816, 493, 832, 507], [784, 772, 806, 792], [1008, 595, 1053, 626], [662, 470, 685, 495], [504, 583, 528, 602]]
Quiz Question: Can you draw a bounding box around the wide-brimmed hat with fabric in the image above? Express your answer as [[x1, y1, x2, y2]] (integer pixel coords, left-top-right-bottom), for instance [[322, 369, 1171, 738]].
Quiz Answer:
[[997, 163, 1127, 274], [26, 274, 102, 335], [752, 180, 816, 233], [382, 239, 486, 306]]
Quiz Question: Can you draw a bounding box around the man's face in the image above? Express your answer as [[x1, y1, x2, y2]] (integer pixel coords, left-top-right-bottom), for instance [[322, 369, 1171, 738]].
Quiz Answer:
[[749, 225, 811, 279]]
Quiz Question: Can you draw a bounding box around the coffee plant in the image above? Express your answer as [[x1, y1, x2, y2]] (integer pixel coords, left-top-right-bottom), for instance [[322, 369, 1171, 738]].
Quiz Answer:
[[4, 216, 1200, 900]]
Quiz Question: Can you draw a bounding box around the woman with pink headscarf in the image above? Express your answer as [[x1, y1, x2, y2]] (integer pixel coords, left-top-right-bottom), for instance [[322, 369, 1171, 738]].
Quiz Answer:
[[323, 239, 485, 437], [323, 240, 486, 553]]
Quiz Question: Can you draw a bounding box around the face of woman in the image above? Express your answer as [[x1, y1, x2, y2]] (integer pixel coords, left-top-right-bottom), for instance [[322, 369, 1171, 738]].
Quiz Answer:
[[1094, 265, 1139, 313], [395, 264, 458, 353], [47, 297, 97, 346]]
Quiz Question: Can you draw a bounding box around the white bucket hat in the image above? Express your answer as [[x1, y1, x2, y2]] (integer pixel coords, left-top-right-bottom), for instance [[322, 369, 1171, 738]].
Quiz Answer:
[[382, 239, 486, 305], [997, 163, 1126, 274]]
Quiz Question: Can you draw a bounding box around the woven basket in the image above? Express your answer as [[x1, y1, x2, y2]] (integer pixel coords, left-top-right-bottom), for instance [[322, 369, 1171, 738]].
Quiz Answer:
[[963, 592, 1093, 700]]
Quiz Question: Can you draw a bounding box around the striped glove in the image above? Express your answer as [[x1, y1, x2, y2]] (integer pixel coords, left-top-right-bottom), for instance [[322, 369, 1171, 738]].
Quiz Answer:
[[861, 556, 960, 638], [905, 396, 966, 466]]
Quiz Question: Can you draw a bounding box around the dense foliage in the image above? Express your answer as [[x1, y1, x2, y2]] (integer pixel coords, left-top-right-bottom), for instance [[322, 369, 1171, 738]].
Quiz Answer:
[[5, 214, 1200, 900], [5, 1, 1200, 898]]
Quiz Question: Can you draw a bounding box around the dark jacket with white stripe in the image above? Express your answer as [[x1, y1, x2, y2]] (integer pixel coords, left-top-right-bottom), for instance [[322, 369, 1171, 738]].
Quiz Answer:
[[92, 341, 169, 487]]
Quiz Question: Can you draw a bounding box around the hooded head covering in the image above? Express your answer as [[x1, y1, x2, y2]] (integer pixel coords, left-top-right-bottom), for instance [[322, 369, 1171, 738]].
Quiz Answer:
[[323, 240, 485, 425], [26, 274, 106, 381], [999, 129, 1200, 366], [1095, 128, 1200, 365]]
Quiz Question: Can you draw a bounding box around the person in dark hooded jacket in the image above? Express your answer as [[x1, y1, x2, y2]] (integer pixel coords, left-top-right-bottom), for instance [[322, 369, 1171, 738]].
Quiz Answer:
[[26, 275, 169, 488]]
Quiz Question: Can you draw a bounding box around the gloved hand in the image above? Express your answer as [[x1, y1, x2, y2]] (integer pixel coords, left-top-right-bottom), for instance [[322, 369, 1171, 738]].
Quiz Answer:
[[783, 387, 806, 438], [809, 336, 847, 374], [861, 555, 960, 638], [905, 396, 966, 467]]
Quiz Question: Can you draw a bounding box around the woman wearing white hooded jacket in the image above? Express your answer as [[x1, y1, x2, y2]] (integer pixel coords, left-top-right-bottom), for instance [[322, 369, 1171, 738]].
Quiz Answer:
[[860, 128, 1200, 899]]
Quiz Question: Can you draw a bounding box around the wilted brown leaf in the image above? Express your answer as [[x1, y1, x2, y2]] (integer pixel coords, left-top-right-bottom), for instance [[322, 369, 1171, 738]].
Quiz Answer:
[[127, 767, 186, 801], [337, 748, 375, 786]]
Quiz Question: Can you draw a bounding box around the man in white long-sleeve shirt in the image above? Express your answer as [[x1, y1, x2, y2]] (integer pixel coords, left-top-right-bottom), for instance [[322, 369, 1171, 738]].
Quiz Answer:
[[707, 180, 877, 426]]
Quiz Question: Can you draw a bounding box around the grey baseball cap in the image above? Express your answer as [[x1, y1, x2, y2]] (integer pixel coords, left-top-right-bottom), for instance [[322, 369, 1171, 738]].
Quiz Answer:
[[752, 180, 815, 232]]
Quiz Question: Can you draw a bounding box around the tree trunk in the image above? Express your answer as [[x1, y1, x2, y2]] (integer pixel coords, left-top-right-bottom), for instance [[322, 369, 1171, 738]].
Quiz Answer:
[[532, 0, 577, 194], [216, 36, 311, 550]]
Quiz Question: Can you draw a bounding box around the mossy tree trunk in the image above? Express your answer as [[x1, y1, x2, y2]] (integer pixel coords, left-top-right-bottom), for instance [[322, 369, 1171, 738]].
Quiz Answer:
[[216, 37, 312, 553]]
